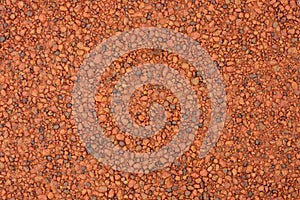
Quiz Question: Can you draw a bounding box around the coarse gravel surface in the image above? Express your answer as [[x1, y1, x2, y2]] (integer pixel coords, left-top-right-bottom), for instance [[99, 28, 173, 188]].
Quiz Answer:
[[0, 0, 299, 199]]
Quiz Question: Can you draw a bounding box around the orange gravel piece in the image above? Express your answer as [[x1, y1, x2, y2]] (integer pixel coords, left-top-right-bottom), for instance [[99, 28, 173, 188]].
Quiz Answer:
[[0, 0, 299, 199]]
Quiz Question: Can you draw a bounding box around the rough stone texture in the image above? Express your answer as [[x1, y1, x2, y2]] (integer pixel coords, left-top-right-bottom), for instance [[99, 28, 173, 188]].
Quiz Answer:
[[0, 0, 299, 199]]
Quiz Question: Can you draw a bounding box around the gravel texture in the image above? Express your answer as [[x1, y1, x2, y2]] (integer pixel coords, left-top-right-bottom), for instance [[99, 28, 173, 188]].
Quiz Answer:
[[0, 0, 299, 199]]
